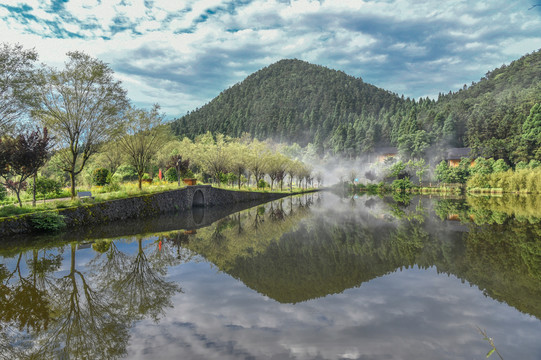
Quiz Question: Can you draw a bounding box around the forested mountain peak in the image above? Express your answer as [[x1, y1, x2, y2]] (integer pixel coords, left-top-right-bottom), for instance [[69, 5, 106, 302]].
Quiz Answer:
[[171, 49, 541, 163], [171, 58, 404, 153]]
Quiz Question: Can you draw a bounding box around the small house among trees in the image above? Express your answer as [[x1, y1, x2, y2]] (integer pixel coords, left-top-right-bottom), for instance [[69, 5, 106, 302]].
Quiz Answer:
[[375, 147, 398, 163], [445, 148, 472, 167]]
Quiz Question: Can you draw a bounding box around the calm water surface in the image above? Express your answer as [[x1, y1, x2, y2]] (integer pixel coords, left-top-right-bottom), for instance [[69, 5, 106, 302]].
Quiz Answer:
[[1, 193, 541, 359]]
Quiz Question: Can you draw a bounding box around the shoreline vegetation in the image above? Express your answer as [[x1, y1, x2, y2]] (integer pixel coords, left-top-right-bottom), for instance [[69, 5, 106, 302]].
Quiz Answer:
[[0, 181, 320, 219]]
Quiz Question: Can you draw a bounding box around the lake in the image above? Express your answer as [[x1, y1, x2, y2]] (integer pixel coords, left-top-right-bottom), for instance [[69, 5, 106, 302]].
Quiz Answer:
[[1, 192, 541, 359]]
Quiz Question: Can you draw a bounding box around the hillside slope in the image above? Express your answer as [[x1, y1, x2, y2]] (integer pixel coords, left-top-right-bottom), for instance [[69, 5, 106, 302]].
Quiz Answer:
[[171, 50, 541, 163], [171, 59, 405, 153]]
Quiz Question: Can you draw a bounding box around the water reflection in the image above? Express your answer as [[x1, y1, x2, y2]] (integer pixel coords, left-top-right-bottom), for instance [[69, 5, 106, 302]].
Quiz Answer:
[[1, 192, 541, 359], [0, 238, 183, 359]]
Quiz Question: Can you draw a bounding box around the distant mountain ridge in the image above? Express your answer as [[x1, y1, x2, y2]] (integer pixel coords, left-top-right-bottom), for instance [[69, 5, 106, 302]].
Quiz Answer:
[[171, 50, 541, 163]]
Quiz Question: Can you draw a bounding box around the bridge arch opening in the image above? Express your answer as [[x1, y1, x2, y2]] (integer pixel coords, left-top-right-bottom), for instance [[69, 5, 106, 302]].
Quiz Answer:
[[192, 189, 205, 207]]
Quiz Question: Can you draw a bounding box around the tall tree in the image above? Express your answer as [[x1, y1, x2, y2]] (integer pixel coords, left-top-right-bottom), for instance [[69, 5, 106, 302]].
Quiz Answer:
[[33, 51, 129, 198], [0, 43, 39, 135], [118, 105, 167, 189]]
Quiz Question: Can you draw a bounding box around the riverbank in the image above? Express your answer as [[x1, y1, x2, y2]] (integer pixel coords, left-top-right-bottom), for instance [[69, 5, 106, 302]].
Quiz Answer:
[[0, 185, 319, 237]]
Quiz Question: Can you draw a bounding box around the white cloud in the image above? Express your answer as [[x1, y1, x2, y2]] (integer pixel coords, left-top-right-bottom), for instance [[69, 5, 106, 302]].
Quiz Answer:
[[0, 0, 540, 116]]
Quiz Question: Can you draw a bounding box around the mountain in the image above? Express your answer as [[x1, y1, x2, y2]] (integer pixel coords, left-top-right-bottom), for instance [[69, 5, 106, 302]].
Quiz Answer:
[[171, 50, 541, 163], [171, 59, 406, 154]]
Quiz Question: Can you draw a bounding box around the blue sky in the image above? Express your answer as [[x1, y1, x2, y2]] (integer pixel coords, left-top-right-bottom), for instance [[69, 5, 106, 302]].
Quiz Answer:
[[1, 0, 540, 118]]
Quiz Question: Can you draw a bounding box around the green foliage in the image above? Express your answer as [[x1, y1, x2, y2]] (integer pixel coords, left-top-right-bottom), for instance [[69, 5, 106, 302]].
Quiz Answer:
[[183, 169, 194, 179], [258, 179, 269, 189], [516, 161, 529, 170], [0, 204, 33, 217], [435, 159, 469, 184], [522, 104, 541, 144], [30, 211, 66, 232], [435, 160, 451, 183], [471, 157, 495, 175], [467, 167, 541, 193], [92, 168, 110, 186], [529, 159, 540, 169], [391, 177, 414, 192], [170, 50, 541, 163], [388, 160, 406, 178], [35, 177, 62, 200], [34, 51, 130, 198], [0, 185, 6, 201], [171, 59, 403, 149], [114, 164, 138, 181], [492, 159, 510, 173], [92, 240, 111, 253], [103, 179, 121, 192], [164, 167, 178, 182], [0, 43, 39, 134]]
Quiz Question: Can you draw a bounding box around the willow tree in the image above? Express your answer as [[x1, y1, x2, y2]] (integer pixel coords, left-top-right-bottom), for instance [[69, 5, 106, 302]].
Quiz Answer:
[[226, 141, 249, 189], [33, 51, 129, 198], [117, 105, 166, 189], [248, 139, 269, 187]]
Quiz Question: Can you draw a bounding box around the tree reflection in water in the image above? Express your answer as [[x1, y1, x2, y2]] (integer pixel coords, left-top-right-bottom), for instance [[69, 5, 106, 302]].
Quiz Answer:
[[0, 236, 183, 359], [2, 192, 541, 359]]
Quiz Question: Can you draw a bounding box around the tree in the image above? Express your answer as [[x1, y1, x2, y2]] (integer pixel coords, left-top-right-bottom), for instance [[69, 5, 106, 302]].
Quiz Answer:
[[0, 128, 51, 206], [435, 160, 451, 183], [196, 133, 231, 184], [348, 170, 357, 185], [35, 177, 62, 203], [0, 43, 39, 135], [247, 139, 269, 186], [226, 142, 248, 189], [95, 142, 126, 175], [492, 159, 510, 173], [166, 154, 190, 186], [408, 159, 429, 185], [264, 153, 287, 191], [33, 51, 129, 198], [117, 105, 167, 189]]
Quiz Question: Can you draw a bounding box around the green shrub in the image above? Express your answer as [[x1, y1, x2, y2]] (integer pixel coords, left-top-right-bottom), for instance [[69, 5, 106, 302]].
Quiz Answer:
[[492, 159, 510, 173], [115, 165, 138, 181], [529, 160, 541, 169], [217, 172, 228, 184], [0, 205, 32, 217], [227, 172, 238, 185], [258, 179, 269, 189], [0, 186, 6, 201], [164, 167, 178, 182], [182, 169, 195, 179], [92, 240, 111, 253], [104, 180, 121, 192], [92, 168, 110, 186], [516, 161, 529, 171], [391, 177, 414, 192], [30, 212, 66, 232], [35, 177, 62, 201], [471, 157, 495, 175]]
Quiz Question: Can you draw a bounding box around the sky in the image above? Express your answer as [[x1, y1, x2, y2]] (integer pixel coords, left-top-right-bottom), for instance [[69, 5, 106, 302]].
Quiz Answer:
[[1, 0, 541, 119]]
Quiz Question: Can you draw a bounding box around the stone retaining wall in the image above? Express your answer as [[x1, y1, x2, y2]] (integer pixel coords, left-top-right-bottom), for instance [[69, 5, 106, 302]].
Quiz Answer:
[[0, 186, 297, 237]]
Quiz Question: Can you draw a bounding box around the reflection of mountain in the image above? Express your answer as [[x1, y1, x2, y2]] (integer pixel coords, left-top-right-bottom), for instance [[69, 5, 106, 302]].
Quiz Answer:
[[180, 195, 541, 320]]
